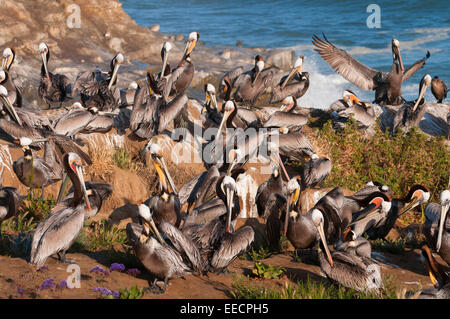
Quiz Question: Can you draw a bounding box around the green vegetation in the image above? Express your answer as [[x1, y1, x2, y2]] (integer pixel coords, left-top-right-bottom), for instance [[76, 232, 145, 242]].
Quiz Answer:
[[240, 246, 272, 261], [312, 120, 449, 204], [112, 148, 131, 169], [118, 285, 144, 299], [71, 220, 128, 252], [251, 262, 286, 280], [231, 275, 401, 299]]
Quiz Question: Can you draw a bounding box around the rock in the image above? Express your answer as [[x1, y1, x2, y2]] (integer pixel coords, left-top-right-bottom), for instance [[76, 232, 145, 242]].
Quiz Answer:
[[175, 34, 185, 42], [266, 49, 296, 69], [220, 49, 231, 59], [148, 24, 160, 32], [109, 37, 123, 52]]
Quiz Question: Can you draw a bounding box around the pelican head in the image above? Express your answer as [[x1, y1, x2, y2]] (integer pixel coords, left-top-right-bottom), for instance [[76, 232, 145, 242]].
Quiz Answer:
[[311, 153, 319, 160], [412, 74, 432, 111], [146, 142, 178, 196], [436, 189, 450, 251], [138, 203, 164, 244], [351, 192, 392, 226], [66, 152, 91, 211], [284, 178, 301, 235], [391, 38, 404, 73], [108, 53, 124, 90], [204, 83, 218, 111], [39, 42, 50, 79], [281, 56, 304, 89], [398, 184, 430, 217], [280, 96, 295, 112], [221, 175, 236, 233], [342, 89, 360, 106], [180, 32, 199, 64], [2, 48, 14, 71], [0, 84, 21, 125], [312, 208, 334, 267], [160, 42, 172, 77]]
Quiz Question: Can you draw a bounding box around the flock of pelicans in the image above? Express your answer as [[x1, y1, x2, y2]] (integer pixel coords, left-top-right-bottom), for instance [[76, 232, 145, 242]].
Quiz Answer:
[[0, 31, 448, 298]]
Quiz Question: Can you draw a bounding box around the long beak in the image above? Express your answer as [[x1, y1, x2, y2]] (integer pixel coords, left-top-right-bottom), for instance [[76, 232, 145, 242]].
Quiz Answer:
[[216, 109, 231, 140], [349, 203, 381, 226], [436, 204, 449, 252], [252, 69, 261, 86], [412, 82, 428, 112], [317, 221, 334, 267], [422, 247, 441, 288], [1, 95, 22, 125], [274, 151, 290, 181], [284, 193, 292, 235], [1, 57, 6, 70], [75, 165, 91, 211], [153, 159, 168, 193], [397, 50, 404, 73], [210, 93, 218, 111], [161, 49, 169, 78], [398, 197, 420, 217], [108, 62, 121, 90], [225, 187, 234, 232], [30, 138, 49, 144], [227, 153, 237, 176], [98, 111, 119, 117], [146, 219, 165, 245], [184, 40, 197, 57], [56, 172, 69, 203], [281, 67, 301, 90], [160, 156, 178, 196], [40, 52, 50, 79]]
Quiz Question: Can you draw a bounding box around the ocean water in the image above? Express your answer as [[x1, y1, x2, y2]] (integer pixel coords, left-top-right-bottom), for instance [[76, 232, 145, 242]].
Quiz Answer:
[[121, 0, 449, 108]]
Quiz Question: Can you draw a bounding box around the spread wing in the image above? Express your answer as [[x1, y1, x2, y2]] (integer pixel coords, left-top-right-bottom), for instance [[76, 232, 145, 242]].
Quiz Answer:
[[312, 34, 379, 90], [402, 51, 430, 82]]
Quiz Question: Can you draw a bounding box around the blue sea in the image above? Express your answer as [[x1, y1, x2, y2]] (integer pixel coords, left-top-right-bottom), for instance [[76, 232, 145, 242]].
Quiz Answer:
[[121, 0, 449, 108]]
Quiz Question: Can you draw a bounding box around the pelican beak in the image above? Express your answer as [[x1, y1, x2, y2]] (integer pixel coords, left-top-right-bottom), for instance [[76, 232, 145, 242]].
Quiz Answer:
[[422, 246, 441, 288], [152, 158, 168, 193], [210, 93, 218, 111], [317, 220, 334, 267], [74, 164, 91, 211], [108, 60, 121, 90], [350, 94, 360, 105], [1, 57, 6, 70], [161, 49, 169, 78], [281, 66, 301, 90], [412, 80, 429, 112], [284, 193, 293, 235], [436, 204, 449, 252], [398, 195, 421, 217], [146, 218, 165, 245], [397, 49, 404, 73], [350, 199, 382, 226], [274, 150, 290, 181], [160, 156, 178, 196], [217, 107, 231, 139], [56, 172, 69, 203], [184, 39, 197, 58], [1, 94, 22, 126], [252, 68, 261, 87], [225, 187, 234, 233], [40, 51, 50, 79], [227, 151, 237, 176], [30, 138, 49, 144]]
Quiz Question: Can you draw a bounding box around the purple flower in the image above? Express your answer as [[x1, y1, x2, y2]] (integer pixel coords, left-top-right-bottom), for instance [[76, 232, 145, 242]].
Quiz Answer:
[[110, 263, 125, 272], [89, 265, 110, 276], [94, 287, 119, 299], [126, 268, 141, 276], [39, 278, 55, 290], [57, 280, 69, 289], [17, 285, 25, 297], [37, 265, 48, 272]]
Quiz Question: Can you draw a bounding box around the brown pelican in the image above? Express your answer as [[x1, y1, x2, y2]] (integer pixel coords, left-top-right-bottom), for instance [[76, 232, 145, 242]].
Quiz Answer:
[[126, 203, 203, 294], [329, 90, 377, 131], [318, 243, 383, 293], [270, 56, 310, 104], [263, 96, 308, 132], [256, 165, 284, 219], [233, 55, 274, 105], [0, 48, 22, 108], [182, 175, 254, 273], [348, 191, 392, 238], [144, 143, 181, 227], [274, 126, 315, 161], [312, 34, 430, 105], [284, 180, 343, 251], [424, 188, 450, 265], [160, 42, 172, 79], [0, 84, 23, 126], [366, 184, 430, 240], [29, 152, 92, 267], [52, 103, 116, 136], [73, 53, 124, 111], [419, 245, 450, 299], [37, 43, 71, 108], [299, 154, 331, 189], [168, 32, 199, 95], [202, 83, 222, 128], [334, 228, 372, 259], [392, 74, 432, 134], [0, 168, 20, 237], [431, 76, 448, 103], [130, 76, 187, 139]]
